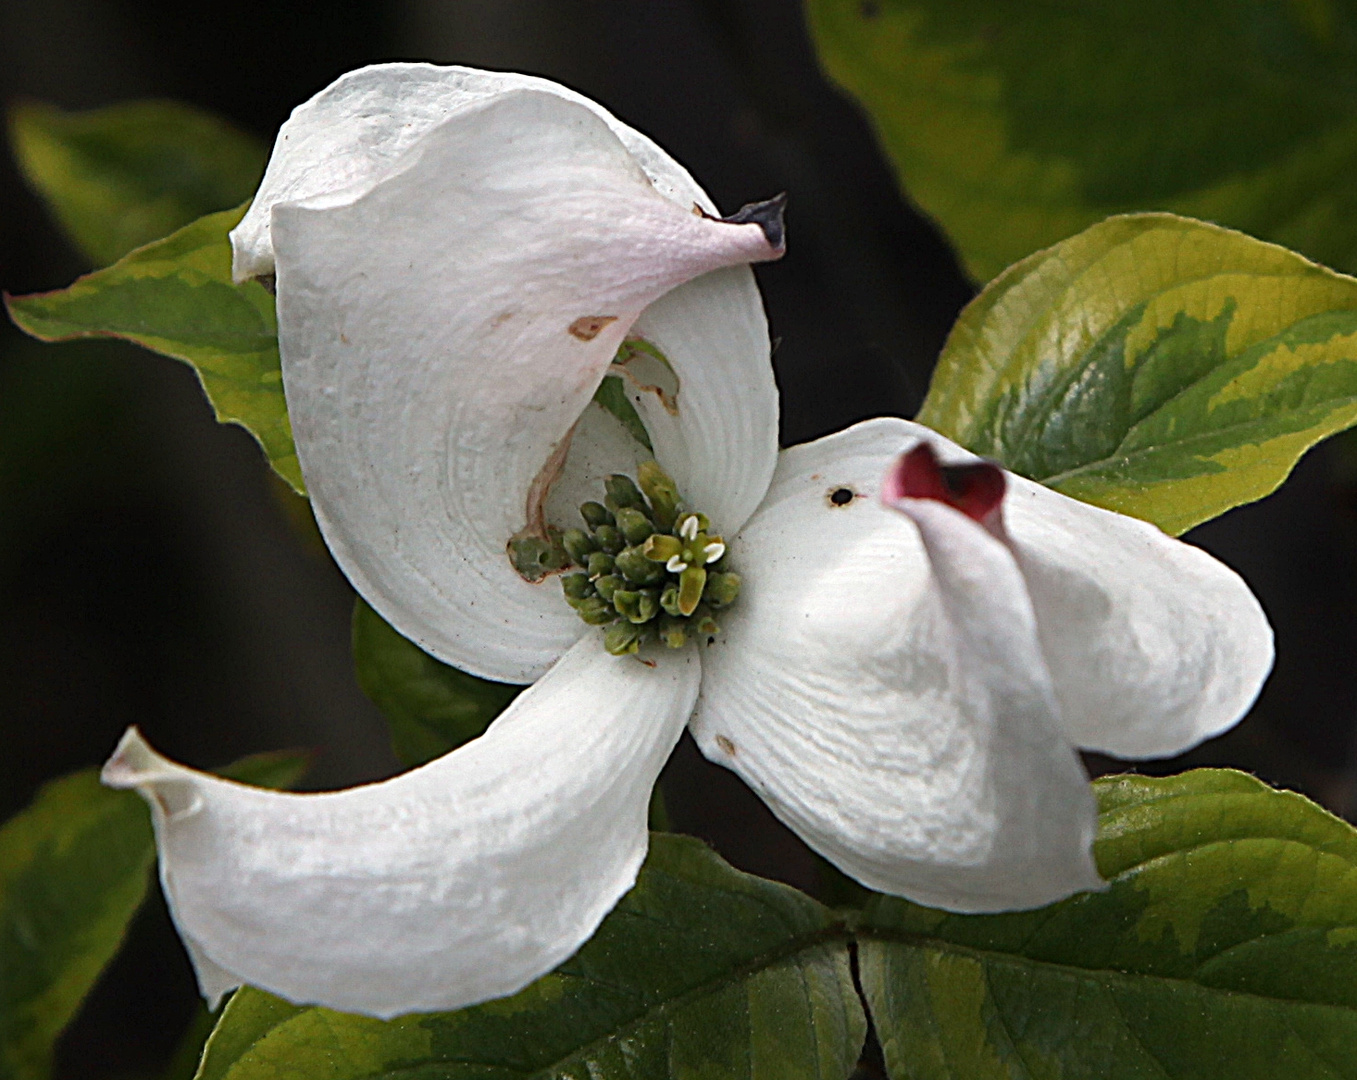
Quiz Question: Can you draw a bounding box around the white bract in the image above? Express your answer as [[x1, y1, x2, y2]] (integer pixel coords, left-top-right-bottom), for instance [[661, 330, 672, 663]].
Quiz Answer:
[[102, 64, 1274, 1019]]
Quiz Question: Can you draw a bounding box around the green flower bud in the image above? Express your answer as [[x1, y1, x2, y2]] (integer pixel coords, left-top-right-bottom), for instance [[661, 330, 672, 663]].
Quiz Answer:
[[660, 582, 682, 617], [643, 533, 683, 563], [594, 574, 623, 602], [658, 614, 687, 649], [613, 588, 659, 624], [677, 565, 707, 616], [573, 596, 616, 625], [634, 588, 660, 624], [509, 532, 571, 581], [587, 551, 616, 577], [675, 512, 710, 540], [558, 468, 740, 650], [693, 609, 720, 637], [615, 507, 654, 546], [612, 589, 641, 621], [638, 461, 681, 531], [594, 525, 624, 555], [580, 501, 615, 530], [605, 474, 649, 513], [561, 572, 593, 600], [604, 621, 645, 656], [616, 546, 665, 585], [561, 528, 596, 565], [704, 571, 741, 608]]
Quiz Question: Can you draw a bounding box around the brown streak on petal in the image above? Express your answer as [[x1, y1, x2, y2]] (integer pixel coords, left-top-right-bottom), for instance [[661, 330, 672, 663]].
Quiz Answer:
[[523, 422, 578, 538], [569, 315, 618, 341], [716, 735, 737, 755]]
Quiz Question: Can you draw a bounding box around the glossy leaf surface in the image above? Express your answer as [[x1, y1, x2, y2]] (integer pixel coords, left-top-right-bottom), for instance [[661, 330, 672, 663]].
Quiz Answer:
[[5, 206, 301, 491], [194, 833, 865, 1080], [918, 214, 1357, 534], [860, 769, 1357, 1079], [0, 752, 308, 1080], [9, 100, 265, 267], [808, 0, 1357, 282], [351, 598, 521, 767]]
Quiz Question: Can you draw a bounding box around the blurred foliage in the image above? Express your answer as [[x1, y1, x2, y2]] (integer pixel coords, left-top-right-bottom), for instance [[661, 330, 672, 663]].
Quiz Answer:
[[0, 773, 152, 1080], [809, 0, 1357, 281], [6, 206, 300, 491], [351, 599, 521, 768], [0, 752, 309, 1080], [9, 101, 264, 268]]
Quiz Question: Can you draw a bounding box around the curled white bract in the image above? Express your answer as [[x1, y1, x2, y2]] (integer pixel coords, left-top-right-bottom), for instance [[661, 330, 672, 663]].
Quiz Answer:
[[104, 63, 1274, 1018]]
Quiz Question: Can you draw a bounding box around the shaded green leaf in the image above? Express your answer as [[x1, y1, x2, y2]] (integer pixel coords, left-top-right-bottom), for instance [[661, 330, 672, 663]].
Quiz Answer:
[[807, 0, 1357, 281], [918, 213, 1357, 534], [194, 993, 304, 1080], [159, 1004, 216, 1080], [860, 768, 1357, 1080], [0, 752, 310, 1080], [215, 749, 313, 792], [352, 598, 520, 768], [195, 833, 866, 1080], [592, 374, 653, 450], [5, 205, 301, 491], [0, 774, 152, 1080], [9, 100, 265, 267]]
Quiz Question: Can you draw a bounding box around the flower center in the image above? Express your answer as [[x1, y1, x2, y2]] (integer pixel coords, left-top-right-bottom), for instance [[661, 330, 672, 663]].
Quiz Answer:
[[556, 461, 740, 656]]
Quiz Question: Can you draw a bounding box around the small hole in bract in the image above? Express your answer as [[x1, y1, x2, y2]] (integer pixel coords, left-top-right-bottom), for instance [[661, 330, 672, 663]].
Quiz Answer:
[[829, 487, 855, 507]]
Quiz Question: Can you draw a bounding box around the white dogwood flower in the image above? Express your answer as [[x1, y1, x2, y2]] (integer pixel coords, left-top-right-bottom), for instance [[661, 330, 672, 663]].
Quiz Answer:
[[102, 64, 1273, 1019]]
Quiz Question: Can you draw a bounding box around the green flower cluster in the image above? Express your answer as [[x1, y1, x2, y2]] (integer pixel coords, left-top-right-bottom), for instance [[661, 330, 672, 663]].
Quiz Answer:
[[559, 462, 741, 655]]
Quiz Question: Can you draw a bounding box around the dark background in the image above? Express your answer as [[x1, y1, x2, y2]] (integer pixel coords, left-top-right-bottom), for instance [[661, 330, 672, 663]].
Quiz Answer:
[[3, 2, 1357, 1076]]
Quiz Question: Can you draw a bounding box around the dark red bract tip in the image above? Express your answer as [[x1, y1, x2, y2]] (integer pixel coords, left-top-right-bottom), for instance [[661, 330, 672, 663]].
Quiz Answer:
[[883, 442, 1005, 522]]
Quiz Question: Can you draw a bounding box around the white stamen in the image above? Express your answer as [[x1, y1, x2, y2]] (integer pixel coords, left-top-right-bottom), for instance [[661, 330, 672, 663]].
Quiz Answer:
[[666, 555, 689, 573], [679, 515, 699, 541], [703, 542, 726, 564]]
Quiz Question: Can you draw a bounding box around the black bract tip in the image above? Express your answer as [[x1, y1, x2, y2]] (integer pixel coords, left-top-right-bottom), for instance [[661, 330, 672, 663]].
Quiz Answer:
[[717, 192, 788, 250]]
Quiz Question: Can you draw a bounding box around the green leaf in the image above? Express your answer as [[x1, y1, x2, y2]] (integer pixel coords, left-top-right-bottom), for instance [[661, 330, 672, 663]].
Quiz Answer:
[[918, 213, 1357, 534], [215, 749, 313, 792], [0, 752, 310, 1080], [9, 100, 266, 267], [860, 768, 1357, 1080], [351, 598, 521, 768], [194, 833, 866, 1080], [5, 205, 302, 492], [592, 374, 653, 450], [0, 774, 152, 1080], [807, 0, 1357, 282]]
